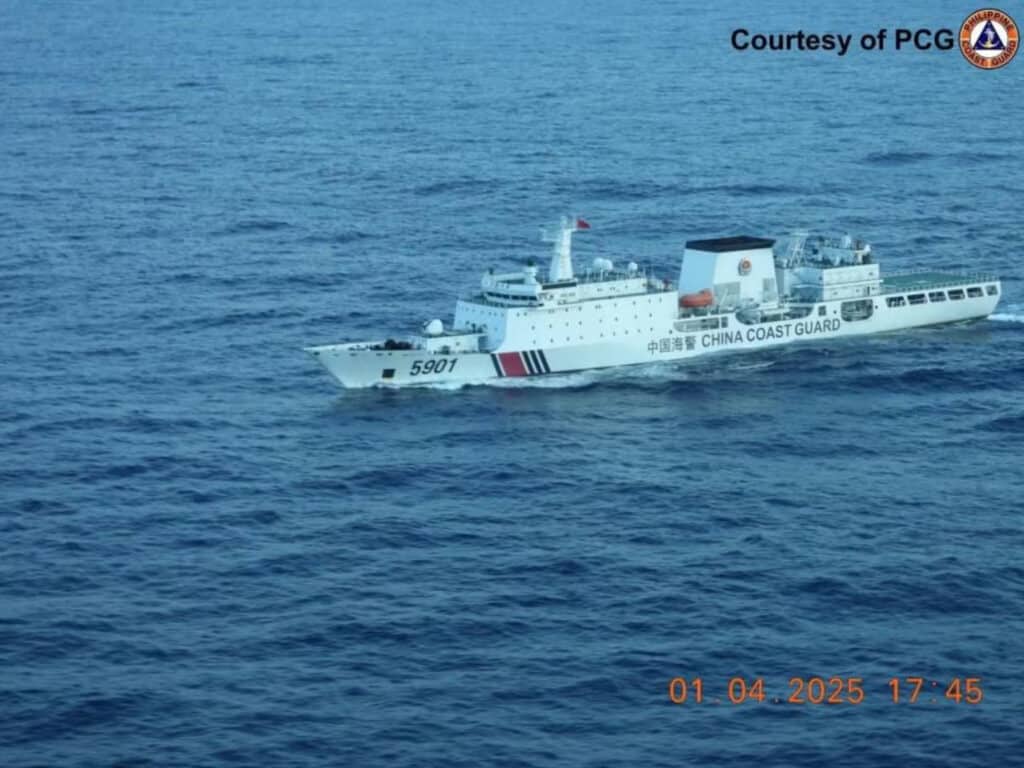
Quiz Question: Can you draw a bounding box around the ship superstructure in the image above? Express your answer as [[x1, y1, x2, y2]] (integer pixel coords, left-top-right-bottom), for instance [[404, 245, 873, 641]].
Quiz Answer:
[[305, 218, 1001, 388]]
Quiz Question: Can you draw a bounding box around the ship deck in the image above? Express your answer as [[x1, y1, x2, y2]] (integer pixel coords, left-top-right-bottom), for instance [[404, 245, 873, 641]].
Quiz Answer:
[[881, 270, 997, 294]]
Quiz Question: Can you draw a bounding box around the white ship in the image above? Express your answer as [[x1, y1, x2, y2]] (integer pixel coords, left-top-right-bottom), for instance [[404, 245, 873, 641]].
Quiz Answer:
[[305, 218, 1001, 388]]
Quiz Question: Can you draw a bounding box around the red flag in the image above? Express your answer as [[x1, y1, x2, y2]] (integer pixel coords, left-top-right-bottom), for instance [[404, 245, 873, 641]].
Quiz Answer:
[[575, 218, 591, 230]]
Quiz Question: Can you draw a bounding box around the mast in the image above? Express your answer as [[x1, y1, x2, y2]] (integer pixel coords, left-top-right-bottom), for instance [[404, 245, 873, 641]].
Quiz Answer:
[[545, 216, 589, 283]]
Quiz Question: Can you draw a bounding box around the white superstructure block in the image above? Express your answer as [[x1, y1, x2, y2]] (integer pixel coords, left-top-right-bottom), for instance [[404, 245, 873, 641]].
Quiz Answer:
[[679, 236, 778, 310]]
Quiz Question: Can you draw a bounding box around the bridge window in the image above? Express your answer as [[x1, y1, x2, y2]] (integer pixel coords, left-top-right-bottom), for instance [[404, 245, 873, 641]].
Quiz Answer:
[[886, 296, 906, 307], [967, 286, 983, 298], [908, 294, 926, 305], [948, 289, 965, 300], [986, 284, 999, 296], [928, 291, 946, 302]]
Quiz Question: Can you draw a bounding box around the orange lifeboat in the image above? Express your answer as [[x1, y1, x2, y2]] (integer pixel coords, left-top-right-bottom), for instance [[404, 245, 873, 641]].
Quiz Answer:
[[679, 289, 713, 309]]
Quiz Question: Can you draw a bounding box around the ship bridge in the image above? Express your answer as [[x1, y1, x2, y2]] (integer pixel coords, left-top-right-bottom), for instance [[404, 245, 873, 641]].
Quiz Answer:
[[471, 216, 664, 309], [477, 265, 659, 308], [453, 217, 676, 350]]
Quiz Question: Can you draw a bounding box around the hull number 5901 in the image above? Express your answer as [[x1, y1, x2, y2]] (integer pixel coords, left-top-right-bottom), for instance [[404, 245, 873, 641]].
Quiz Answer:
[[410, 358, 458, 376]]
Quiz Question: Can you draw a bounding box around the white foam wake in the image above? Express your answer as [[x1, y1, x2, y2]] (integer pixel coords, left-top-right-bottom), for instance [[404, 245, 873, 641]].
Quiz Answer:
[[416, 370, 601, 391], [990, 313, 1024, 324], [425, 361, 691, 390], [730, 360, 776, 372]]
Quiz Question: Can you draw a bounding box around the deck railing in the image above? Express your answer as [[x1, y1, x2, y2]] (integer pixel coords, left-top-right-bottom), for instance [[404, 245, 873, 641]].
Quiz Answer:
[[881, 270, 998, 294]]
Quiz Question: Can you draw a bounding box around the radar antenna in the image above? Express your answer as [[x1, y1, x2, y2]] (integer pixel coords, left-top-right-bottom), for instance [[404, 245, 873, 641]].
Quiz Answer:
[[785, 230, 810, 266]]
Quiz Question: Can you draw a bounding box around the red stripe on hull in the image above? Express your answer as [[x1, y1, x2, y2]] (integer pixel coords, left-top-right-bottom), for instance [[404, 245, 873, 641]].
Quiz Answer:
[[498, 352, 528, 377]]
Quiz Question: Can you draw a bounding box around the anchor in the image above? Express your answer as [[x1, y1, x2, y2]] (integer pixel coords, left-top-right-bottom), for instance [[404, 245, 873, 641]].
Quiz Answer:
[[974, 20, 1006, 51]]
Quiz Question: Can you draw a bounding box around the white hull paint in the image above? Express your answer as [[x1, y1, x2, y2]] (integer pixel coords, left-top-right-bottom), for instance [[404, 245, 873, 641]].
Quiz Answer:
[[306, 288, 999, 389]]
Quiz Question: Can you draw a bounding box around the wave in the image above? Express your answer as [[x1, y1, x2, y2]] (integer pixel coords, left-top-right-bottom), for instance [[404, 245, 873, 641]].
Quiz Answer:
[[484, 371, 604, 389], [158, 307, 305, 331], [981, 414, 1024, 433], [951, 150, 1004, 164], [298, 230, 373, 245], [862, 150, 933, 165], [729, 360, 776, 372], [391, 370, 602, 391], [561, 178, 802, 202], [215, 220, 292, 235], [413, 178, 498, 196]]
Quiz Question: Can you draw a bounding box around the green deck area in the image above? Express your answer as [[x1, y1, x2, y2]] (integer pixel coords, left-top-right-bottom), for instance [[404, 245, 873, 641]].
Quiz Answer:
[[881, 271, 996, 294]]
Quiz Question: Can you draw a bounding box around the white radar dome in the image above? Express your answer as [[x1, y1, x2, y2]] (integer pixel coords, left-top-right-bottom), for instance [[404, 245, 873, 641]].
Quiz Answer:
[[424, 319, 444, 336], [627, 261, 638, 274]]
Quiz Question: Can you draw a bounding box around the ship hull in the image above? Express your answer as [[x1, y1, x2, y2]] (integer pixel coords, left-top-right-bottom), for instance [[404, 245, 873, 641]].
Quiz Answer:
[[307, 287, 999, 388], [304, 345, 501, 388]]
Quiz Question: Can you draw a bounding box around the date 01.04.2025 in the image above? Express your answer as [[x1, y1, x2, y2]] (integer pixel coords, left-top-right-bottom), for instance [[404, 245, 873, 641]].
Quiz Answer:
[[668, 677, 984, 705]]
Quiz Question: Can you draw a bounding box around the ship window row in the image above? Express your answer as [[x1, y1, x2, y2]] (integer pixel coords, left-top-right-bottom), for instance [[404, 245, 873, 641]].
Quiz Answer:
[[534, 325, 664, 342], [486, 291, 540, 302], [513, 299, 658, 318], [528, 313, 663, 330], [885, 285, 994, 308], [537, 328, 655, 344]]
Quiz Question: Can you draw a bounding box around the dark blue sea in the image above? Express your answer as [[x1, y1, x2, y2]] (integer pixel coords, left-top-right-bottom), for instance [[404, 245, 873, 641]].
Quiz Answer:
[[3, 1, 1023, 765]]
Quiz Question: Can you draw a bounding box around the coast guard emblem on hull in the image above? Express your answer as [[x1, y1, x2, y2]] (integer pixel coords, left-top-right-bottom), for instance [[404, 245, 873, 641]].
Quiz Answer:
[[960, 9, 1018, 69], [738, 257, 752, 275]]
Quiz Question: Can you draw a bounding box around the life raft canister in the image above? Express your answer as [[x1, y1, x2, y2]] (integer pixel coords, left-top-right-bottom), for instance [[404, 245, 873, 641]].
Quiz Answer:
[[679, 289, 714, 308], [738, 257, 752, 275]]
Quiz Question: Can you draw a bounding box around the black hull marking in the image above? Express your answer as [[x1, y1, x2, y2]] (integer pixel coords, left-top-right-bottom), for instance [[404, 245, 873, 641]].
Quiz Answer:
[[522, 351, 537, 375], [537, 349, 552, 373]]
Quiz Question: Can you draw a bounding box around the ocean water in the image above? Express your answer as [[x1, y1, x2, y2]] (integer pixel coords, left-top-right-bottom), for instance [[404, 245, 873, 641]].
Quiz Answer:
[[3, 1, 1023, 765]]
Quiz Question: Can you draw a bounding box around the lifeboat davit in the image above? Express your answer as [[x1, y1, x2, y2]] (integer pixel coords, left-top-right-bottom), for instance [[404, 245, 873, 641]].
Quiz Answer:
[[679, 289, 713, 309]]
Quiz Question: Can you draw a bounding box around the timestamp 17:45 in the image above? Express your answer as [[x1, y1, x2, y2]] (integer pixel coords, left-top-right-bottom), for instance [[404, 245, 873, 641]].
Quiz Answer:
[[668, 676, 984, 705]]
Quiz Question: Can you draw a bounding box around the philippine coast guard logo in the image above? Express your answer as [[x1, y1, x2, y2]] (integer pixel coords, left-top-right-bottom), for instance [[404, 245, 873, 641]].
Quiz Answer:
[[960, 9, 1018, 69], [738, 257, 752, 275]]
